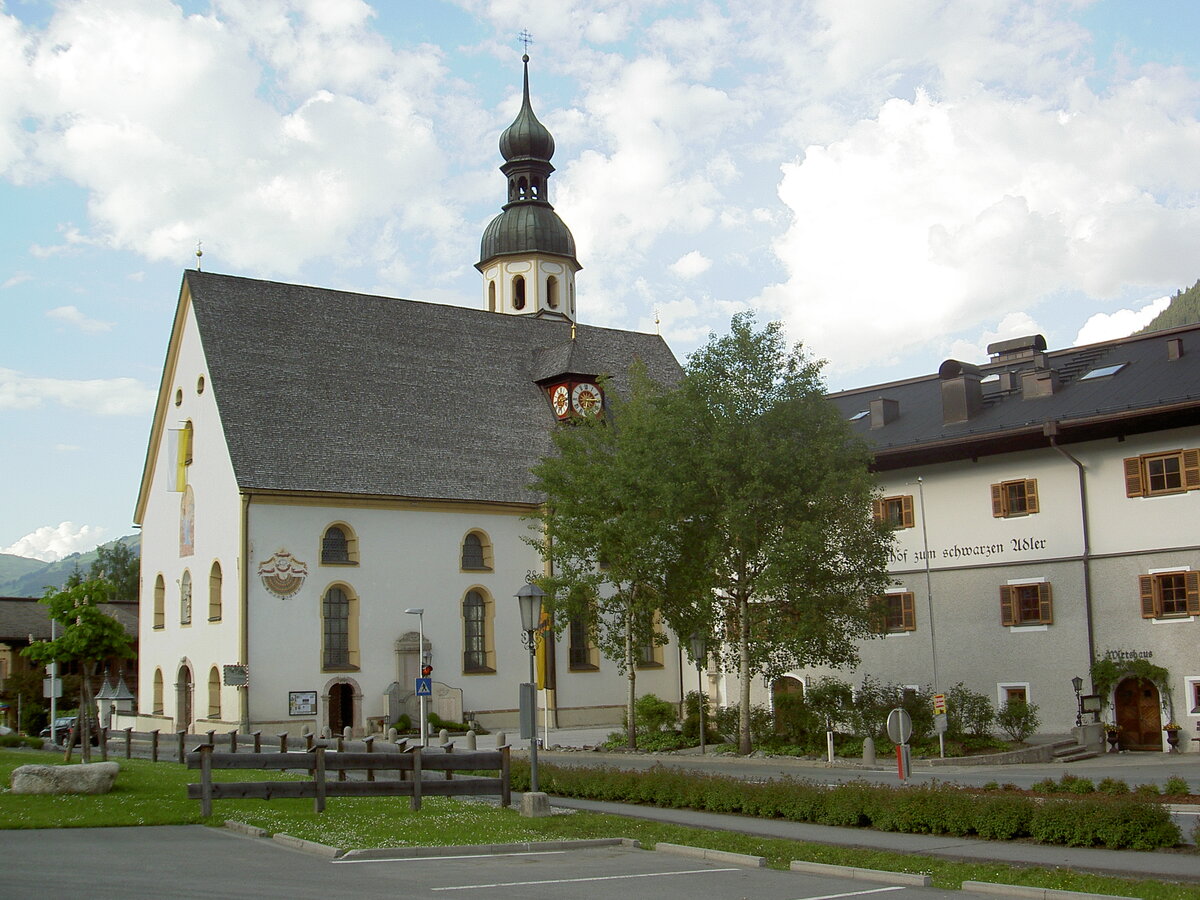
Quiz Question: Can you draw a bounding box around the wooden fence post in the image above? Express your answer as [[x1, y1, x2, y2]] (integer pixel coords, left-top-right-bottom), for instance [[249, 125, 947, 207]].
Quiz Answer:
[[123, 727, 133, 759], [100, 728, 109, 761], [444, 742, 454, 780], [500, 745, 511, 807], [150, 729, 159, 763], [336, 734, 345, 781], [229, 730, 238, 752], [177, 731, 186, 764], [278, 732, 288, 753], [199, 743, 213, 818], [364, 735, 375, 782], [410, 747, 422, 812], [205, 730, 215, 748], [253, 731, 262, 753], [313, 746, 326, 814]]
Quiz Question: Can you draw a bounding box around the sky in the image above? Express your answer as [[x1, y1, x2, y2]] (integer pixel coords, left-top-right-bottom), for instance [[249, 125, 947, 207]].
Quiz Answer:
[[2, 0, 1199, 562]]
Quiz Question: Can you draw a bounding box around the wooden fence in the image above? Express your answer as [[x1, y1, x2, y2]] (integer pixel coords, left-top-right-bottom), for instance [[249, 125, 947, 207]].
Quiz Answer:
[[185, 743, 511, 816]]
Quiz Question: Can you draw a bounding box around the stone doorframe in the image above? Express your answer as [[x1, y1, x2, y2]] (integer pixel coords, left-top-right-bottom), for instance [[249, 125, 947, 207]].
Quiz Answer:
[[322, 675, 362, 737]]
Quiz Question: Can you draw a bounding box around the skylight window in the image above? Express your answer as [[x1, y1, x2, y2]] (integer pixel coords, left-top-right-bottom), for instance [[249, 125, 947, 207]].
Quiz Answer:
[[1080, 363, 1127, 381], [849, 410, 869, 421]]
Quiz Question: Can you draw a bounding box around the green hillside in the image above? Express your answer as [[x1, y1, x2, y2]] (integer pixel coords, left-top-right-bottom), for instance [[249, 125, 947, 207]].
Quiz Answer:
[[1137, 278, 1200, 333], [0, 534, 140, 597]]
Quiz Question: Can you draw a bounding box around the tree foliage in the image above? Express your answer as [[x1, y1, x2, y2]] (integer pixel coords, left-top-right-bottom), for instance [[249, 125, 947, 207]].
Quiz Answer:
[[22, 576, 135, 760], [89, 540, 140, 604], [532, 313, 894, 754]]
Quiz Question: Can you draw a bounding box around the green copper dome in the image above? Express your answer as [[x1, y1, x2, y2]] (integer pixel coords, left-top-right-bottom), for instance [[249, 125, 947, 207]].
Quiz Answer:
[[499, 55, 555, 162], [480, 203, 576, 261]]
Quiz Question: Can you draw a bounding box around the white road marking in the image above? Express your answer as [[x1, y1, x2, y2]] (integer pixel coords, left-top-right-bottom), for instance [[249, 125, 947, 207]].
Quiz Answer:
[[429, 866, 739, 891], [791, 886, 909, 900], [333, 850, 569, 864]]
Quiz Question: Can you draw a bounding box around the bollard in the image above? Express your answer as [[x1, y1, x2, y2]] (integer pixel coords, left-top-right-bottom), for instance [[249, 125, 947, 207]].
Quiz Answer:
[[253, 730, 262, 753], [465, 729, 476, 751], [151, 729, 159, 763], [862, 736, 876, 766], [495, 730, 506, 749], [439, 728, 449, 745], [124, 727, 133, 759], [387, 727, 398, 744], [343, 726, 352, 741]]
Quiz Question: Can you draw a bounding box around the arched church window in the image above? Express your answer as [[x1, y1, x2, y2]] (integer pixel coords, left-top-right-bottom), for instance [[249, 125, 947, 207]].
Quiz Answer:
[[208, 561, 222, 621], [461, 531, 492, 570], [321, 523, 358, 564], [488, 281, 496, 312], [208, 666, 221, 718], [153, 574, 165, 629], [152, 669, 164, 715], [513, 276, 526, 310], [546, 275, 558, 309], [462, 589, 493, 672], [322, 585, 359, 670]]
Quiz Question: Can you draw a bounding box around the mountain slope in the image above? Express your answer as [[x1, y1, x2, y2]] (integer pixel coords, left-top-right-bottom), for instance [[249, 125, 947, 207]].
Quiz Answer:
[[1137, 278, 1200, 333], [0, 534, 141, 597]]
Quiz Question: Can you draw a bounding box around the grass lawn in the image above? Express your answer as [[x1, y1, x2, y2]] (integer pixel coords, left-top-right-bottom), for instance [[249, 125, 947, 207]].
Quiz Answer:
[[1, 748, 1197, 900]]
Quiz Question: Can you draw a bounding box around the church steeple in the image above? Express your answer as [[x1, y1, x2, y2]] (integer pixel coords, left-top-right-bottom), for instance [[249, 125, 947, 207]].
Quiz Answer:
[[477, 53, 580, 322]]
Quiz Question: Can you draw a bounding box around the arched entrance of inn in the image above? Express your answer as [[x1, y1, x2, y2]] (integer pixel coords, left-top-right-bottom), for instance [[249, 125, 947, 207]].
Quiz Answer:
[[1114, 677, 1162, 751]]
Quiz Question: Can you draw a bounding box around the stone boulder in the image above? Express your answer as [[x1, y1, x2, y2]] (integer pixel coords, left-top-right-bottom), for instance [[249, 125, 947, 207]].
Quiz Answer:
[[10, 762, 119, 795]]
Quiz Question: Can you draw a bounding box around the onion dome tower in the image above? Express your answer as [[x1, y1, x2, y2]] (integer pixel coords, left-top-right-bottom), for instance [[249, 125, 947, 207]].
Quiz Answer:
[[477, 54, 580, 322]]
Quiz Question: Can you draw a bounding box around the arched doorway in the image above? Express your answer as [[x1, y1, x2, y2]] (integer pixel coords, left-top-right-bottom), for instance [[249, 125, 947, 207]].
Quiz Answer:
[[328, 682, 354, 737], [1114, 677, 1162, 750], [772, 676, 804, 700], [175, 665, 193, 734]]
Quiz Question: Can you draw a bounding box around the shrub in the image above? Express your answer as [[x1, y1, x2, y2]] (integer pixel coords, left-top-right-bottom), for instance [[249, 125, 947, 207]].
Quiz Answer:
[[0, 734, 43, 749], [713, 702, 774, 746], [1135, 783, 1160, 797], [1059, 774, 1095, 794], [1091, 800, 1181, 850], [995, 699, 1040, 742], [974, 794, 1035, 840], [1097, 777, 1129, 795], [1031, 777, 1059, 793], [633, 693, 677, 733], [1162, 775, 1191, 796], [681, 691, 720, 743], [944, 682, 994, 738]]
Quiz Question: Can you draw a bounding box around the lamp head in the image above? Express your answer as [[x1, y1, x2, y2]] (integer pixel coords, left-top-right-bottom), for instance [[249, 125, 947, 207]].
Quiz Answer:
[[515, 583, 545, 633], [404, 608, 424, 616], [1071, 675, 1083, 693]]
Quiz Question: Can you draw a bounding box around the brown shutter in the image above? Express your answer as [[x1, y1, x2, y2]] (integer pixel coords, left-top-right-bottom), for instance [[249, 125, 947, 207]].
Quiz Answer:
[[901, 495, 914, 528], [1186, 572, 1200, 616], [1183, 449, 1200, 490], [901, 592, 916, 630], [1024, 479, 1039, 514], [991, 483, 1005, 517], [1139, 575, 1157, 618], [1124, 457, 1145, 497], [872, 499, 884, 523], [999, 585, 1015, 625], [1038, 583, 1053, 624]]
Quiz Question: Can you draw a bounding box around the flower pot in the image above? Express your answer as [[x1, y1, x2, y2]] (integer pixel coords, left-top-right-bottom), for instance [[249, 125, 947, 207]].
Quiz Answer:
[[1106, 731, 1120, 752], [1165, 730, 1180, 752]]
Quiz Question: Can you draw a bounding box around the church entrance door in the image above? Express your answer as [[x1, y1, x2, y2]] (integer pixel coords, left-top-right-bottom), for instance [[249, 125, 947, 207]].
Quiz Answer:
[[329, 683, 354, 736], [1114, 677, 1162, 751], [176, 666, 193, 734]]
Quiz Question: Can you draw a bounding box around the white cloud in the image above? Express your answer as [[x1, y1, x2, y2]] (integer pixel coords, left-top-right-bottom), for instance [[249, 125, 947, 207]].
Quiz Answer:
[[945, 312, 1042, 367], [1074, 295, 1172, 346], [0, 368, 155, 415], [46, 305, 114, 333], [2, 273, 31, 289], [669, 250, 711, 279], [1, 522, 105, 562]]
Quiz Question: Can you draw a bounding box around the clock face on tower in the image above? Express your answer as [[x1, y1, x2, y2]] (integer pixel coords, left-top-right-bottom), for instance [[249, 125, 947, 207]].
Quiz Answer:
[[571, 382, 602, 415], [550, 384, 570, 417]]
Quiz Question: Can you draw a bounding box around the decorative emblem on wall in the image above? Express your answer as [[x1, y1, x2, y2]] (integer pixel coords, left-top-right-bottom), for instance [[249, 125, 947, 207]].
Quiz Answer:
[[258, 549, 308, 599]]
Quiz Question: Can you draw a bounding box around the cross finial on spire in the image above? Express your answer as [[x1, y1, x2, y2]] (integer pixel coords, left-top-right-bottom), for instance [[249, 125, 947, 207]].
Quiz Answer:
[[195, 240, 203, 272], [519, 28, 533, 56]]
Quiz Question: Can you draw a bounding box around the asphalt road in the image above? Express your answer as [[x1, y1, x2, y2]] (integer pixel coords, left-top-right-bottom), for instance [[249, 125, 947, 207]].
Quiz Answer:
[[0, 825, 1003, 900]]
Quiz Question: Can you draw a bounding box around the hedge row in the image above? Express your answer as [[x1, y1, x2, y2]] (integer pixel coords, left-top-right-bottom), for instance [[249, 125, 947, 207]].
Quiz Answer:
[[512, 763, 1181, 851]]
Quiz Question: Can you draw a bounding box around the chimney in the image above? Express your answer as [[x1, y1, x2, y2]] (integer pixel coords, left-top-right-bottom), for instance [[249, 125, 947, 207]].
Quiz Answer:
[[987, 334, 1047, 363], [939, 359, 983, 424], [1168, 338, 1184, 360], [869, 397, 899, 429], [1022, 367, 1059, 398]]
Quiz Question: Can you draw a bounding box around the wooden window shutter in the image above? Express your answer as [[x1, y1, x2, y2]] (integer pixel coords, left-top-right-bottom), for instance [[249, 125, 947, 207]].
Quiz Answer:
[[1186, 572, 1200, 616], [999, 585, 1015, 625], [1038, 583, 1053, 624], [1024, 479, 1039, 514], [901, 592, 916, 630], [991, 483, 1005, 517], [901, 495, 915, 528], [1138, 575, 1157, 618], [1184, 449, 1200, 490], [872, 499, 883, 523], [1124, 457, 1144, 497]]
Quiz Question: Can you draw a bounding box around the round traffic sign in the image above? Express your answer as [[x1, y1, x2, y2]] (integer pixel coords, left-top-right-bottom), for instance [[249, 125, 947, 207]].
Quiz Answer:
[[886, 707, 912, 744]]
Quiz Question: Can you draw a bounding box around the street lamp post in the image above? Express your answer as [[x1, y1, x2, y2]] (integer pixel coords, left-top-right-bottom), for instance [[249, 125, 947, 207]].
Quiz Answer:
[[516, 583, 545, 792], [404, 608, 426, 747], [1071, 675, 1083, 728], [689, 632, 707, 755]]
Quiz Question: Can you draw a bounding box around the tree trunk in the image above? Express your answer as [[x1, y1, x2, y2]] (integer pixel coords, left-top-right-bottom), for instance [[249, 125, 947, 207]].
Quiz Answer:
[[79, 668, 95, 763], [738, 595, 752, 755], [625, 609, 637, 750]]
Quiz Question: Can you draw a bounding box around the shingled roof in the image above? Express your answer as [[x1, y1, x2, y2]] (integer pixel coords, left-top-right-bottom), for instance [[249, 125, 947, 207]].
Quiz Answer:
[[830, 325, 1200, 469], [183, 271, 681, 504], [0, 597, 138, 642]]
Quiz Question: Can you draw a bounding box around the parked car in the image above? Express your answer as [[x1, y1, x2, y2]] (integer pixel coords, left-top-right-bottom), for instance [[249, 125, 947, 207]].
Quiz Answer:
[[39, 716, 100, 746]]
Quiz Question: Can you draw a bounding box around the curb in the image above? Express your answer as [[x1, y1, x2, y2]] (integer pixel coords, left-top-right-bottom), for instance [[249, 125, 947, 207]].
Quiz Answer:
[[223, 820, 267, 838], [790, 860, 931, 886], [655, 842, 765, 867], [272, 832, 344, 859], [339, 838, 639, 861], [961, 882, 1139, 900]]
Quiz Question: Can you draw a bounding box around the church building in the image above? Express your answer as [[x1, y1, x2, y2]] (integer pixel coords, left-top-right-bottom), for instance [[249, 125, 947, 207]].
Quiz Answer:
[[129, 56, 684, 737]]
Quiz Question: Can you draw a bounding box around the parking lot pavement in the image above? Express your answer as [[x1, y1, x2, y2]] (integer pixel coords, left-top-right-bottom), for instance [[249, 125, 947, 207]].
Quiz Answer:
[[0, 825, 1012, 900]]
